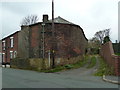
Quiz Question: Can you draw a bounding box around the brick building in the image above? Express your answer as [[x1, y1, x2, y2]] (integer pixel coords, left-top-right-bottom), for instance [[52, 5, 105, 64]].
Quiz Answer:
[[0, 31, 19, 66], [0, 15, 88, 66]]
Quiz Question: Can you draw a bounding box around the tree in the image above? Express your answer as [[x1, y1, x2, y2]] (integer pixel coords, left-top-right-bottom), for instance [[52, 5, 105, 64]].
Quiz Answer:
[[103, 36, 111, 44], [94, 29, 110, 44], [21, 15, 39, 26], [87, 37, 101, 54], [87, 29, 111, 54]]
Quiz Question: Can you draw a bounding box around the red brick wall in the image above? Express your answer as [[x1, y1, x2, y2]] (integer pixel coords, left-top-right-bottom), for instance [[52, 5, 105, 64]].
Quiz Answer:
[[113, 55, 120, 76], [29, 23, 87, 58], [100, 41, 120, 76], [2, 31, 19, 64], [100, 42, 114, 66], [30, 24, 42, 58]]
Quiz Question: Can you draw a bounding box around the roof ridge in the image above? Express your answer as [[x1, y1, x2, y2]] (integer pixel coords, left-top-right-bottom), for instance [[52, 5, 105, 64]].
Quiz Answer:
[[48, 16, 75, 25]]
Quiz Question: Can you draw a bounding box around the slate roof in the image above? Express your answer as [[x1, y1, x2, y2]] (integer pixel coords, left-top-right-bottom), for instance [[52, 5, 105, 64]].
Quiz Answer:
[[48, 16, 75, 25]]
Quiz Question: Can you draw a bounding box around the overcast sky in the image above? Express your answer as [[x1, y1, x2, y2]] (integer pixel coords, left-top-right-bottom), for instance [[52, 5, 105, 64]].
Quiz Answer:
[[0, 0, 119, 42]]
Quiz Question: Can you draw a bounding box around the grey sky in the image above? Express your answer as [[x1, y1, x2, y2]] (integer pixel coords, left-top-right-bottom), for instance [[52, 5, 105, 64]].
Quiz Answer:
[[0, 0, 119, 42], [118, 2, 120, 41]]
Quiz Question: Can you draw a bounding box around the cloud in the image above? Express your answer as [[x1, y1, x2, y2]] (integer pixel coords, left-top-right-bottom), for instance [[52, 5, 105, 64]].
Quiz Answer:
[[0, 0, 119, 43], [119, 1, 120, 41]]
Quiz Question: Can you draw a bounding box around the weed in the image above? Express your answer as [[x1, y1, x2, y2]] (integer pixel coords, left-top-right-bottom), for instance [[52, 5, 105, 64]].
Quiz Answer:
[[87, 56, 96, 68], [41, 55, 90, 73], [94, 56, 114, 76]]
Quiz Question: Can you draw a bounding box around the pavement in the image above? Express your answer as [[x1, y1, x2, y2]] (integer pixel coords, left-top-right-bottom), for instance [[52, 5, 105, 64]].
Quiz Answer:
[[105, 76, 119, 82], [103, 75, 120, 85]]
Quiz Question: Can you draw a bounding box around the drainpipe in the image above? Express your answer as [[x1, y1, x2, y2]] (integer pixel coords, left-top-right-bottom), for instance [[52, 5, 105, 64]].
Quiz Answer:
[[48, 50, 51, 67]]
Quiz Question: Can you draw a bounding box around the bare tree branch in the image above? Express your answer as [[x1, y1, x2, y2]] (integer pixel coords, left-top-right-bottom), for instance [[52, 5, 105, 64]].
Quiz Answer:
[[21, 15, 39, 26], [94, 29, 111, 44]]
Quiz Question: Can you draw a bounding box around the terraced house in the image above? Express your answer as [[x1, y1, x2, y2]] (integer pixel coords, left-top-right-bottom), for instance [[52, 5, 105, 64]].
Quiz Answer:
[[0, 31, 19, 67], [0, 15, 88, 68]]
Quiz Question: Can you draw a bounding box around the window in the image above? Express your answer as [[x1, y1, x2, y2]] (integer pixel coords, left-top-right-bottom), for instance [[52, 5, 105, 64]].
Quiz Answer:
[[10, 51, 13, 59], [2, 53, 5, 62], [14, 51, 17, 58], [2, 40, 5, 50], [10, 37, 14, 48]]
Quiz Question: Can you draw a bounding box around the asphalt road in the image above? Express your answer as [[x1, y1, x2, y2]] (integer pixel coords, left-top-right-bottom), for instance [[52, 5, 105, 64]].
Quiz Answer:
[[2, 57, 119, 88]]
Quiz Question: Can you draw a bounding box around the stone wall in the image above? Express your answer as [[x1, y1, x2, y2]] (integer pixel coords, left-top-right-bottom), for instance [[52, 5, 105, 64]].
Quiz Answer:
[[11, 56, 82, 71]]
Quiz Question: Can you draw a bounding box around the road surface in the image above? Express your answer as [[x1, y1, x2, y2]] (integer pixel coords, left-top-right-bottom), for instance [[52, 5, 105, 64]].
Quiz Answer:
[[2, 57, 119, 88]]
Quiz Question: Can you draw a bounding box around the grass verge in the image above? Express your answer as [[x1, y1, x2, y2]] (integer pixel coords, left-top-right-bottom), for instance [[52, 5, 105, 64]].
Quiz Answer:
[[94, 56, 114, 76], [41, 55, 89, 73]]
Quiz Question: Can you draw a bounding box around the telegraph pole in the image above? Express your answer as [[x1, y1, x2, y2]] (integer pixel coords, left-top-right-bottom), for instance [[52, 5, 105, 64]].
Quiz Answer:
[[52, 0, 54, 37], [42, 23, 45, 59], [52, 0, 55, 68]]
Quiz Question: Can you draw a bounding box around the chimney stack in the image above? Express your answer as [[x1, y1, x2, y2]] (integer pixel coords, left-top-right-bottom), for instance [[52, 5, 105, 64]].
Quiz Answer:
[[21, 25, 28, 30], [43, 14, 48, 22]]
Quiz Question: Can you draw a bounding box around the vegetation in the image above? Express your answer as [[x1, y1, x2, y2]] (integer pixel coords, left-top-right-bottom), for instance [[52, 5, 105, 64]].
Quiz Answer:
[[87, 29, 111, 55], [87, 56, 96, 68], [41, 55, 89, 73], [11, 55, 98, 73], [94, 29, 110, 44], [115, 53, 120, 56], [41, 66, 65, 73], [21, 14, 39, 26], [94, 56, 114, 76], [87, 38, 100, 54], [103, 36, 110, 44]]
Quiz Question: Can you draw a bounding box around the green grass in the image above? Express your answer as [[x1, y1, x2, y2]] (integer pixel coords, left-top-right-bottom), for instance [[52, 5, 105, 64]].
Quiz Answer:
[[41, 55, 89, 73], [94, 56, 114, 76], [70, 55, 89, 69], [115, 53, 120, 56], [41, 66, 65, 73], [87, 56, 96, 68]]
